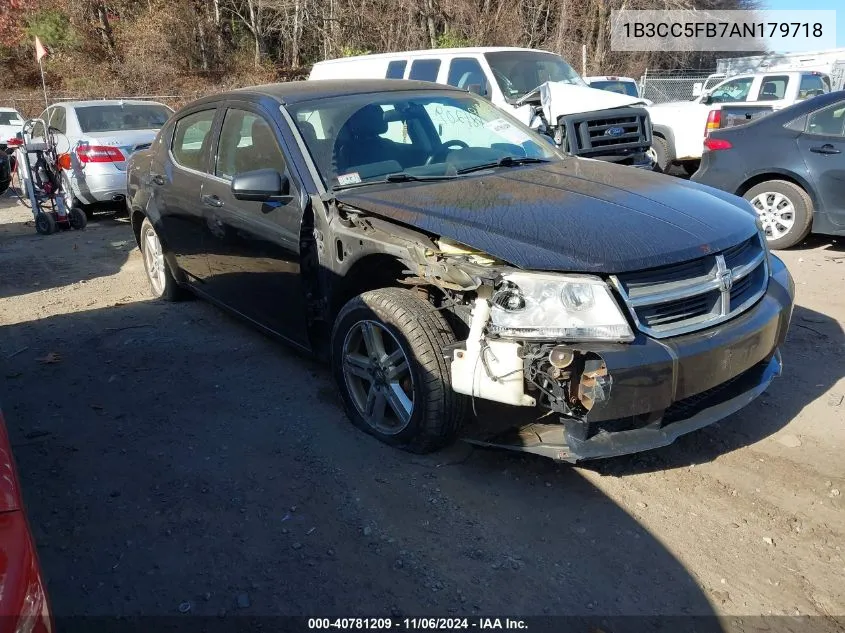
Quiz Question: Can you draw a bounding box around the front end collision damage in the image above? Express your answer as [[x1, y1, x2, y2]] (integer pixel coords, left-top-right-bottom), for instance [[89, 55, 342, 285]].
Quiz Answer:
[[319, 202, 794, 463]]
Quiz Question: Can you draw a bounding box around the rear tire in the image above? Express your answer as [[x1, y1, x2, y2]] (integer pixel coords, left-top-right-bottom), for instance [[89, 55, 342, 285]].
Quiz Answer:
[[140, 216, 183, 300], [331, 288, 466, 454], [648, 136, 672, 173], [743, 180, 813, 250]]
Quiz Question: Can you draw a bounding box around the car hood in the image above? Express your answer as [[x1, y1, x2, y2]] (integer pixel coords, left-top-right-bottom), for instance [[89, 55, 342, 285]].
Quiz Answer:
[[518, 82, 648, 118], [335, 160, 757, 274]]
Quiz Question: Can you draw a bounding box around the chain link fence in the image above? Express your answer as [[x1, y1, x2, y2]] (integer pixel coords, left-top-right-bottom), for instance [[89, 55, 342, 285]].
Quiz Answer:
[[639, 69, 721, 104]]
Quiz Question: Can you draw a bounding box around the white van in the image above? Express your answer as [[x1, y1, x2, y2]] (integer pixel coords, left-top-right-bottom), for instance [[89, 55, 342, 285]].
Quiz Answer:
[[310, 47, 653, 167]]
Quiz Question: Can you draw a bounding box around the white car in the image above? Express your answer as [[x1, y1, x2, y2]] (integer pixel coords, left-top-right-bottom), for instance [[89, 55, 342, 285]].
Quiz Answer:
[[309, 47, 653, 168], [32, 100, 173, 212], [0, 107, 25, 145], [648, 71, 831, 173]]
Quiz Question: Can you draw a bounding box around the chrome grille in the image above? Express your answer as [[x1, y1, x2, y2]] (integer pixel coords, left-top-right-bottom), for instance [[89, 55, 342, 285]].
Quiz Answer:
[[612, 234, 769, 338]]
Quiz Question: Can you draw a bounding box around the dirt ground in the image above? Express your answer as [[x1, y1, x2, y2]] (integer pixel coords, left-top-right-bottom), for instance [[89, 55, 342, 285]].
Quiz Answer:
[[0, 195, 843, 628]]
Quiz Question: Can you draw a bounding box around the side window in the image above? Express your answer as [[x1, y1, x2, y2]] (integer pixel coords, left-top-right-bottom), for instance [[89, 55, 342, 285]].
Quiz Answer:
[[216, 109, 285, 180], [708, 77, 754, 103], [409, 59, 441, 82], [32, 109, 48, 138], [446, 58, 488, 96], [385, 60, 407, 79], [798, 74, 830, 100], [50, 107, 66, 134], [805, 101, 845, 138], [757, 75, 788, 101], [171, 109, 216, 171]]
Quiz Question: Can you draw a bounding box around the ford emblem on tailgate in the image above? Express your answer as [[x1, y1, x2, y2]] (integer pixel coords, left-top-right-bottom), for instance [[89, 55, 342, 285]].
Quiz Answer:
[[605, 126, 625, 137]]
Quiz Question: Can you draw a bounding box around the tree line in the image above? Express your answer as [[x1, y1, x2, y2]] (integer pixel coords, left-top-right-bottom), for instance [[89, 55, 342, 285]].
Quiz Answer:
[[0, 0, 756, 101]]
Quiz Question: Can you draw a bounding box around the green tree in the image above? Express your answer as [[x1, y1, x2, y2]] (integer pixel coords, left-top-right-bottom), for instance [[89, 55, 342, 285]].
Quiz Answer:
[[26, 9, 79, 51]]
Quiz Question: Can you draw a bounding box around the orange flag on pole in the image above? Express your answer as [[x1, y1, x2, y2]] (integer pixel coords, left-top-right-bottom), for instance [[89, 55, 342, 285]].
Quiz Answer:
[[35, 36, 48, 62]]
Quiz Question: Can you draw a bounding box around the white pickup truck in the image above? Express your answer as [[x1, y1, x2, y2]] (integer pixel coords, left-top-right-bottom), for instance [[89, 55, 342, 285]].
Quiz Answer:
[[310, 47, 654, 168], [648, 71, 831, 173]]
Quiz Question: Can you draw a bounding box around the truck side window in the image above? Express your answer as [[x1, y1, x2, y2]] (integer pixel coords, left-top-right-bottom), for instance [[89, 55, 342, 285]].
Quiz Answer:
[[446, 58, 488, 97], [757, 76, 788, 101], [409, 59, 441, 82], [708, 77, 753, 104], [385, 60, 407, 79], [798, 74, 829, 100]]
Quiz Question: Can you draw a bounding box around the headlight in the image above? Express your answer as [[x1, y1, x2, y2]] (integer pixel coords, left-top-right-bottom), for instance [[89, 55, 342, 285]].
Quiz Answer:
[[489, 272, 634, 341]]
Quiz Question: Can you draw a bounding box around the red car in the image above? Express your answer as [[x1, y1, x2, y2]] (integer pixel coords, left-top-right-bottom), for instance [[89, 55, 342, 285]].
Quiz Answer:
[[0, 406, 52, 633]]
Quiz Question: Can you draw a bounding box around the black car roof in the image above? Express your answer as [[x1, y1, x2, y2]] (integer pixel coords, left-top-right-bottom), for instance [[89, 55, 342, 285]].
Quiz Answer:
[[187, 79, 458, 108]]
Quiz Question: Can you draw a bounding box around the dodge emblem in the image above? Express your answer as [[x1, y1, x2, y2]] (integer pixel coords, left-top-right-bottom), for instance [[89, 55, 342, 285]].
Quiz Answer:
[[718, 268, 734, 293]]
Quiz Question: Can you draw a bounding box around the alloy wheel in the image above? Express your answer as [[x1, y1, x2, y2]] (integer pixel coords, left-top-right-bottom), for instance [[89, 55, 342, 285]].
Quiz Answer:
[[341, 320, 415, 435], [142, 224, 166, 296]]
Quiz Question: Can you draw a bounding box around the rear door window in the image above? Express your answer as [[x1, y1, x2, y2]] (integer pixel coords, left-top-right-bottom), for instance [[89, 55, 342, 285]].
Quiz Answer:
[[171, 109, 216, 172], [385, 60, 407, 79], [446, 58, 489, 96], [798, 74, 830, 100], [756, 75, 789, 101], [708, 77, 754, 104], [805, 101, 845, 137], [409, 59, 441, 82]]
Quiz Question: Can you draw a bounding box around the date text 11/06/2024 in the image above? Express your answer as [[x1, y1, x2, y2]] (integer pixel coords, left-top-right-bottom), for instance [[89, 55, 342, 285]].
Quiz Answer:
[[308, 618, 528, 630]]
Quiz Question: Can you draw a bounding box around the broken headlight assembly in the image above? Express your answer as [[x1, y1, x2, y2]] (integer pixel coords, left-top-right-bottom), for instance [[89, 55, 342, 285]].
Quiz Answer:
[[489, 272, 634, 342]]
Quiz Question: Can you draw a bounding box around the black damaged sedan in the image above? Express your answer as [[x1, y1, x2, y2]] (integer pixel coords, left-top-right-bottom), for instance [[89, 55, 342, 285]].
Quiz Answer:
[[126, 79, 794, 462]]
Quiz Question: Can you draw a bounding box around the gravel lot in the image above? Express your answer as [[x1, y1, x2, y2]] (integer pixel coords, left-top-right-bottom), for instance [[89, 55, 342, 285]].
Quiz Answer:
[[1, 196, 843, 626]]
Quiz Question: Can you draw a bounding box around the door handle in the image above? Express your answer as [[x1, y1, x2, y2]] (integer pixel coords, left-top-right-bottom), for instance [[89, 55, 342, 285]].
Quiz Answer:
[[150, 173, 166, 186], [202, 194, 224, 207], [810, 144, 841, 155]]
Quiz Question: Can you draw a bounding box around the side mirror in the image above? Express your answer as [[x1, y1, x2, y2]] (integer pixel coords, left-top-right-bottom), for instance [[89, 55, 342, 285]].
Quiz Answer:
[[692, 82, 703, 97], [467, 83, 487, 97], [231, 168, 291, 202]]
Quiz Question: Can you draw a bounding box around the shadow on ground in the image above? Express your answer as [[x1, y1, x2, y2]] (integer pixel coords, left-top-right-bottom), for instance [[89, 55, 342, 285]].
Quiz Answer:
[[1, 294, 722, 627], [0, 197, 133, 300]]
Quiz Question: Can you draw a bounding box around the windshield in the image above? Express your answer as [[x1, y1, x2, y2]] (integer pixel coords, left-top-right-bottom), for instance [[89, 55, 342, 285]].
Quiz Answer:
[[589, 80, 639, 98], [0, 112, 23, 126], [288, 91, 562, 189], [75, 104, 172, 133], [484, 51, 587, 101]]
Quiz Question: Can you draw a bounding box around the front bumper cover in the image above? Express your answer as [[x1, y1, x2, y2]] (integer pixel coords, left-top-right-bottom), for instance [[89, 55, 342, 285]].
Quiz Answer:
[[464, 254, 795, 462]]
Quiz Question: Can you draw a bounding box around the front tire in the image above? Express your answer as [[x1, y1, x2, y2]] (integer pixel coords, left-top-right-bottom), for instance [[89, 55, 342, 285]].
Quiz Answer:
[[744, 180, 813, 250], [140, 216, 182, 300], [331, 288, 466, 454], [648, 136, 672, 173]]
